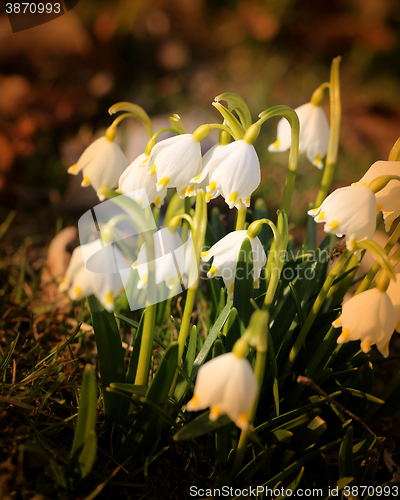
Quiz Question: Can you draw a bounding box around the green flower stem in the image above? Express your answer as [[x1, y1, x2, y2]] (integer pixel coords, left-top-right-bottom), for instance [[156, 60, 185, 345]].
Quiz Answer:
[[170, 114, 186, 134], [281, 251, 351, 378], [177, 192, 207, 363], [368, 175, 400, 194], [99, 214, 138, 263], [108, 101, 153, 139], [263, 211, 288, 310], [102, 188, 157, 386], [178, 288, 197, 364], [235, 207, 247, 231], [355, 221, 400, 294], [192, 123, 237, 142], [214, 92, 252, 130], [389, 246, 400, 269], [257, 106, 300, 215], [182, 197, 192, 234], [315, 56, 341, 208], [219, 120, 232, 146], [310, 82, 330, 107], [169, 213, 195, 233], [263, 267, 281, 310], [135, 304, 157, 386], [211, 103, 245, 140], [388, 136, 400, 161], [169, 191, 208, 397], [145, 127, 177, 156], [106, 112, 140, 141]]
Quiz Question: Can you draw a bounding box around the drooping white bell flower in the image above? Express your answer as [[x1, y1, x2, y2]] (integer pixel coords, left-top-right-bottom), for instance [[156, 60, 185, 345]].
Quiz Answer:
[[307, 185, 377, 250], [268, 102, 330, 169], [188, 143, 225, 203], [356, 161, 400, 231], [186, 352, 258, 429], [118, 153, 167, 208], [193, 140, 261, 209], [201, 230, 266, 298], [133, 227, 189, 290], [190, 144, 225, 202], [332, 288, 397, 357], [68, 137, 128, 201], [386, 274, 400, 332], [59, 240, 126, 311], [146, 134, 202, 196]]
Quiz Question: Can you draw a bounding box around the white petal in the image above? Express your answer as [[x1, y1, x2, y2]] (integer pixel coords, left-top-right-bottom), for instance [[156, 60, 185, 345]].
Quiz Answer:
[[338, 289, 396, 353], [119, 153, 167, 206], [79, 137, 128, 196], [187, 353, 234, 411], [387, 275, 400, 331], [207, 141, 260, 209], [148, 134, 202, 189], [268, 117, 292, 152], [357, 161, 400, 230], [221, 356, 258, 426], [308, 185, 377, 249]]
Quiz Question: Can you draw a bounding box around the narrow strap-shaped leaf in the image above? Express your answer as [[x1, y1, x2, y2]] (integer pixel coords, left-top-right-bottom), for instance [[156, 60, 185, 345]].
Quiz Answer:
[[0, 332, 19, 374], [234, 447, 276, 483], [353, 435, 376, 472], [87, 295, 127, 436], [68, 365, 98, 482], [233, 237, 254, 328], [338, 426, 356, 484], [224, 308, 241, 353], [146, 342, 179, 404], [174, 411, 232, 441], [274, 467, 304, 499], [117, 343, 179, 459], [173, 325, 198, 403], [125, 310, 145, 385], [191, 300, 232, 380], [185, 325, 197, 377]]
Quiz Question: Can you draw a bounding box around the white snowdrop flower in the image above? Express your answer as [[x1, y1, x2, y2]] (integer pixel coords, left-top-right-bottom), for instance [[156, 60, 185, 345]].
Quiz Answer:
[[190, 144, 226, 202], [59, 240, 126, 311], [133, 228, 187, 290], [118, 153, 167, 208], [68, 137, 128, 201], [356, 161, 400, 231], [201, 230, 266, 298], [193, 140, 260, 209], [146, 134, 202, 196], [386, 274, 400, 332], [307, 185, 377, 250], [332, 288, 397, 358], [186, 352, 258, 430], [268, 102, 330, 169]]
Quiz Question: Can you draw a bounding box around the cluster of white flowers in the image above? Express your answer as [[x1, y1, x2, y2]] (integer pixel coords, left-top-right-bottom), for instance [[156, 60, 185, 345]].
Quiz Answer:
[[68, 94, 328, 209], [62, 95, 400, 367], [308, 161, 400, 250], [58, 83, 400, 440], [307, 160, 400, 356]]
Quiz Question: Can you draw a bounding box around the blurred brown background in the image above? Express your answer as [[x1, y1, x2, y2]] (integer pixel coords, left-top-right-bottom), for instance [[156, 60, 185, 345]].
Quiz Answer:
[[0, 0, 400, 235]]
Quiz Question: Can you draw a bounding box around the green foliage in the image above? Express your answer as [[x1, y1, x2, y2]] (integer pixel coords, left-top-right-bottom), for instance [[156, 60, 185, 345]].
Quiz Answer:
[[67, 365, 98, 486]]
